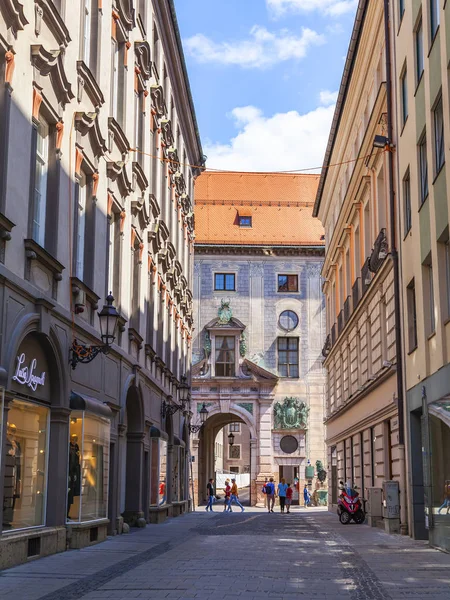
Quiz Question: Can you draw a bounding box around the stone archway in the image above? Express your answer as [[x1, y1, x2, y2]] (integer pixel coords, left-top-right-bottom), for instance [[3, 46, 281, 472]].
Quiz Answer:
[[123, 385, 145, 525], [193, 404, 258, 507]]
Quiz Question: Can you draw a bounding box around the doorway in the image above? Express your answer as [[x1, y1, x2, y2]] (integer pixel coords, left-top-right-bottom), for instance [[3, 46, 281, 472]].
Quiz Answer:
[[279, 466, 300, 504]]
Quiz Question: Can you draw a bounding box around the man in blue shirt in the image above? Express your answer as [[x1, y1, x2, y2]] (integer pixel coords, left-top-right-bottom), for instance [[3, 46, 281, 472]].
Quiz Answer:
[[265, 478, 275, 513], [277, 478, 288, 513]]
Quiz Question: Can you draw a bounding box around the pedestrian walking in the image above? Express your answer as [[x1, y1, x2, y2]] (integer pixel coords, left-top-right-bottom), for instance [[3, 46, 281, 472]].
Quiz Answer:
[[303, 484, 311, 508], [286, 483, 293, 513], [228, 478, 245, 512], [265, 477, 275, 513], [277, 478, 288, 513], [262, 477, 269, 510], [223, 479, 232, 512], [438, 480, 450, 515], [206, 478, 215, 512]]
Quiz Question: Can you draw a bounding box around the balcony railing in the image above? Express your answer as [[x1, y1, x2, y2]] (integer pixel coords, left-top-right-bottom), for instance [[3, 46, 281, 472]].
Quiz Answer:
[[331, 323, 337, 346], [361, 258, 371, 295], [352, 277, 361, 311], [344, 295, 351, 324], [337, 309, 344, 335], [369, 228, 388, 273]]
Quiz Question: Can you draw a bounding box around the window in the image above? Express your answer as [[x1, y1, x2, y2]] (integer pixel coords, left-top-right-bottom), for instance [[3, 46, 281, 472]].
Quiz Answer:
[[75, 173, 87, 280], [430, 0, 440, 40], [111, 40, 119, 120], [108, 210, 121, 302], [229, 423, 240, 433], [424, 258, 436, 335], [82, 0, 91, 66], [215, 273, 235, 291], [419, 133, 428, 204], [153, 23, 160, 76], [215, 336, 236, 377], [279, 310, 299, 332], [134, 92, 144, 164], [433, 95, 445, 174], [238, 216, 252, 227], [68, 412, 110, 522], [401, 67, 408, 125], [137, 0, 147, 34], [3, 400, 49, 530], [403, 169, 411, 234], [229, 445, 241, 460], [278, 337, 299, 378], [415, 19, 424, 82], [278, 274, 298, 292], [445, 241, 450, 318], [150, 438, 167, 506], [407, 279, 418, 352], [33, 119, 49, 247], [399, 0, 405, 18]]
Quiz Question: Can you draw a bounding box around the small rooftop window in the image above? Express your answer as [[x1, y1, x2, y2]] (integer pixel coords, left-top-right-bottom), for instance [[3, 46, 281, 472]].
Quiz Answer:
[[238, 216, 252, 227]]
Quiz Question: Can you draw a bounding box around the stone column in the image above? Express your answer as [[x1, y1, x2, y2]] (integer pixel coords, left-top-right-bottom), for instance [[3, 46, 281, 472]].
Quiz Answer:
[[167, 442, 174, 514], [123, 432, 145, 525], [250, 438, 258, 506], [46, 406, 71, 527], [191, 437, 200, 508], [256, 396, 274, 505]]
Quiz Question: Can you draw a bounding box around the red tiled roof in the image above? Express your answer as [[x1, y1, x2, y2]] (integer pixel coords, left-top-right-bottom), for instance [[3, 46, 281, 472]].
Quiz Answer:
[[194, 172, 324, 246]]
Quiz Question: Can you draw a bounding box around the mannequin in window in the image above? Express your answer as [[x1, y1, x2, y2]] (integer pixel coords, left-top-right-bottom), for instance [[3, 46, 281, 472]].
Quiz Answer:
[[67, 433, 81, 519], [3, 423, 22, 527]]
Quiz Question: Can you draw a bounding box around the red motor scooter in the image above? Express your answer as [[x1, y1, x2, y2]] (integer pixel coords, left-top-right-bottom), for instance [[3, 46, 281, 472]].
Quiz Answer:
[[337, 481, 365, 524]]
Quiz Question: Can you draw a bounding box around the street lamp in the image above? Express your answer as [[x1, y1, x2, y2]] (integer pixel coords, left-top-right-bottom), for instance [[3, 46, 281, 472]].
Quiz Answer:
[[228, 431, 235, 447], [70, 293, 120, 369], [188, 402, 209, 434], [161, 375, 191, 419]]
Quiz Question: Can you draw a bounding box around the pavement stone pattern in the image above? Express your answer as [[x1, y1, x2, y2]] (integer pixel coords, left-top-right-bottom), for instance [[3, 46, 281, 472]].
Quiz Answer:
[[0, 508, 449, 600]]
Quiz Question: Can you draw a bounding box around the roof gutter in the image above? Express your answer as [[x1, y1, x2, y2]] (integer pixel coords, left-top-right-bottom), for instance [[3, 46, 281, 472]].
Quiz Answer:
[[312, 0, 369, 217], [167, 0, 205, 169]]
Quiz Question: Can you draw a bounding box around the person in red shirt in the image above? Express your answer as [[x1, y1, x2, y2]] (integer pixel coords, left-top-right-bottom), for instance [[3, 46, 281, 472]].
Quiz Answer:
[[223, 479, 231, 512], [286, 483, 293, 514]]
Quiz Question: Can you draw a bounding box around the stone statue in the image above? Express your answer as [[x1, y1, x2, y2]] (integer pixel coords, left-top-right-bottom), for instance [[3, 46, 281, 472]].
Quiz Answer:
[[316, 460, 327, 483], [273, 397, 309, 429], [218, 299, 232, 324], [239, 332, 247, 357]]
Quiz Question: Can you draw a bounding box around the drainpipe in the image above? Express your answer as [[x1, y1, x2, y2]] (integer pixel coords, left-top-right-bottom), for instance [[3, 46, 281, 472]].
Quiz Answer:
[[384, 0, 408, 535]]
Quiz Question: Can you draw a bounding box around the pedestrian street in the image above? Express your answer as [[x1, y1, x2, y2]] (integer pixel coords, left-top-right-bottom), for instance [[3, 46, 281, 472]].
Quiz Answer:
[[0, 507, 449, 600]]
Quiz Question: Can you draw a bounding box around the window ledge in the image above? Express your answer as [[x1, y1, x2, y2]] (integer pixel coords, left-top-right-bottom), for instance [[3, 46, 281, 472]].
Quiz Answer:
[[145, 344, 157, 361], [400, 115, 408, 137], [427, 331, 436, 341], [414, 72, 424, 96], [418, 195, 429, 213], [444, 317, 450, 326], [128, 327, 143, 349], [428, 27, 440, 57], [407, 345, 418, 356], [432, 163, 445, 185], [403, 227, 412, 241], [71, 277, 100, 312], [24, 239, 64, 280]]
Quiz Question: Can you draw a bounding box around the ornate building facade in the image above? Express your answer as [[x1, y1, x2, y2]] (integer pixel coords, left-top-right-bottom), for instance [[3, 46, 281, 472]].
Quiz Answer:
[[313, 0, 405, 532], [191, 172, 326, 506], [0, 0, 203, 568]]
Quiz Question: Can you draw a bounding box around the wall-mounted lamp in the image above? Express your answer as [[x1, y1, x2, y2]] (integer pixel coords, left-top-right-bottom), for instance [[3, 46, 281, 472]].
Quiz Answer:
[[228, 431, 235, 447], [161, 375, 191, 419], [188, 402, 209, 434], [70, 293, 120, 369]]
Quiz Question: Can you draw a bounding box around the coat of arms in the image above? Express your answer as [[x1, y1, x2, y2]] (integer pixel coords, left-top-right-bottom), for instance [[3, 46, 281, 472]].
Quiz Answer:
[[273, 397, 309, 430], [218, 299, 232, 324]]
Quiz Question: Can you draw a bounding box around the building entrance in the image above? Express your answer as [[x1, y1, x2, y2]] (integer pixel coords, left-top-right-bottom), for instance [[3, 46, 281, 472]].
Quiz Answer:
[[278, 466, 300, 504]]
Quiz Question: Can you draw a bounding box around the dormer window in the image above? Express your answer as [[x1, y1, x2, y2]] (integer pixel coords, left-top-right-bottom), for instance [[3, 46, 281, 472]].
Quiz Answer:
[[215, 336, 236, 376], [239, 216, 252, 227], [238, 208, 252, 228]]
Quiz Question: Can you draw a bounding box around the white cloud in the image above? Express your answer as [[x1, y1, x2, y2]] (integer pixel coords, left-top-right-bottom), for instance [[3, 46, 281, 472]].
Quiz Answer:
[[184, 26, 325, 69], [204, 104, 336, 172], [267, 0, 358, 17], [319, 90, 338, 105]]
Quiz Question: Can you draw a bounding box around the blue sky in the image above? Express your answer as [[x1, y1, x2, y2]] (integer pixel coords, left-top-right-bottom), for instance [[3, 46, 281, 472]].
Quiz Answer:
[[174, 0, 357, 172]]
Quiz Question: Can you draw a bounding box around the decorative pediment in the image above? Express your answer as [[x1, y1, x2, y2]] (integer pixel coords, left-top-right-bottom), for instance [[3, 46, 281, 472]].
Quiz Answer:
[[166, 241, 176, 262], [35, 0, 71, 47], [135, 41, 151, 81], [174, 172, 186, 196], [0, 0, 28, 36], [132, 161, 148, 192], [150, 84, 165, 117], [31, 45, 74, 106], [160, 119, 174, 147], [167, 147, 179, 174], [77, 61, 104, 108], [117, 0, 134, 32], [74, 112, 107, 158], [149, 193, 161, 219], [180, 193, 191, 214], [205, 300, 246, 331], [159, 219, 170, 242], [131, 196, 150, 229], [242, 359, 279, 382], [108, 117, 130, 155], [107, 161, 132, 197]]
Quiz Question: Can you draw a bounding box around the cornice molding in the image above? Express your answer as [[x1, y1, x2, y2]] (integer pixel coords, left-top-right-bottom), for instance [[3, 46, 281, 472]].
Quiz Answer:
[[107, 161, 132, 197], [76, 61, 104, 108], [108, 117, 130, 155], [132, 161, 148, 192], [31, 44, 74, 106], [74, 112, 107, 158]]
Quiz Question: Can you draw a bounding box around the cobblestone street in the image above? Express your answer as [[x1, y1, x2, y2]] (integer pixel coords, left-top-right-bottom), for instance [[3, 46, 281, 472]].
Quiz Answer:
[[1, 508, 449, 600]]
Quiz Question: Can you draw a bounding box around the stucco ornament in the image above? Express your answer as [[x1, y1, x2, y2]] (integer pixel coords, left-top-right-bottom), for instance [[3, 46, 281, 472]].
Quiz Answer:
[[239, 332, 247, 357], [218, 299, 232, 324], [273, 397, 309, 429], [204, 331, 211, 357]]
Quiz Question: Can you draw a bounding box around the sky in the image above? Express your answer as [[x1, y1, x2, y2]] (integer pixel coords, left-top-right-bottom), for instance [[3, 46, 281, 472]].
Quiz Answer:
[[173, 0, 358, 173]]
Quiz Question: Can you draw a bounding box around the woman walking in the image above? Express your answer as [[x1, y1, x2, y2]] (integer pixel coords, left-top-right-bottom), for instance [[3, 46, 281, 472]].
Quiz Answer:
[[286, 483, 293, 514], [277, 478, 288, 513]]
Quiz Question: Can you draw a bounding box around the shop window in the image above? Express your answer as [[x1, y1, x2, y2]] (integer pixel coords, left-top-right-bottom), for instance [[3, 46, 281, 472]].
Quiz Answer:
[[3, 399, 49, 531], [172, 444, 179, 503], [150, 437, 168, 506], [429, 408, 450, 547], [67, 412, 110, 522]]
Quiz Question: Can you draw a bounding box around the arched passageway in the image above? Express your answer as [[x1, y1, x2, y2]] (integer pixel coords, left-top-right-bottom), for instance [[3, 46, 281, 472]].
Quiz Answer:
[[123, 385, 145, 524]]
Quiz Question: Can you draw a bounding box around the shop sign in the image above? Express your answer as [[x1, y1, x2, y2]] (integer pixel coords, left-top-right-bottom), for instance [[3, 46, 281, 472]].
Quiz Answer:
[[12, 353, 46, 392]]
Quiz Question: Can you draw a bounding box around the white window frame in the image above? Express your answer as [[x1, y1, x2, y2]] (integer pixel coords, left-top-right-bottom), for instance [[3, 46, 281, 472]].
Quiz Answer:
[[82, 0, 91, 66], [33, 119, 49, 247], [111, 40, 119, 120], [76, 173, 87, 281]]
